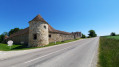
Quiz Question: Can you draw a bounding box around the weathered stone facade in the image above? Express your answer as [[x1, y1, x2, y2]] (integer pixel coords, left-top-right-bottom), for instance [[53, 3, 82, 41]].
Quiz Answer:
[[8, 14, 82, 47], [29, 21, 49, 47], [8, 27, 29, 45], [49, 33, 74, 43]]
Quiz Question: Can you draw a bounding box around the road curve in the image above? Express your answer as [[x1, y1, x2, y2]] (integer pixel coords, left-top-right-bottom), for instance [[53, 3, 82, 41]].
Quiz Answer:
[[0, 37, 99, 67]]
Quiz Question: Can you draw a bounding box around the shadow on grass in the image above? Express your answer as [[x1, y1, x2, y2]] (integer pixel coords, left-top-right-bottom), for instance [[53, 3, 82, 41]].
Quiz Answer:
[[12, 45, 27, 50]]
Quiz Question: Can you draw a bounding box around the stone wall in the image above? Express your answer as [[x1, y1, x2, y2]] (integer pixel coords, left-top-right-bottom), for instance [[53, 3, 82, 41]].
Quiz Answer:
[[8, 31, 82, 47], [72, 32, 82, 39], [9, 33, 29, 45], [29, 21, 49, 47], [8, 30, 81, 46], [49, 33, 74, 43]]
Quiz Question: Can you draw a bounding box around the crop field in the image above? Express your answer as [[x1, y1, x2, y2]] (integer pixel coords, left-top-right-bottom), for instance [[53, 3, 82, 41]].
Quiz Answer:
[[106, 36, 119, 40], [98, 36, 119, 67]]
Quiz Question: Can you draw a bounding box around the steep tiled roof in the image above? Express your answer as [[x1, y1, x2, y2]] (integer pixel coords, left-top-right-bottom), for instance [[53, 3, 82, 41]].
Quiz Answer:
[[30, 14, 48, 24], [48, 24, 71, 35], [9, 25, 71, 38]]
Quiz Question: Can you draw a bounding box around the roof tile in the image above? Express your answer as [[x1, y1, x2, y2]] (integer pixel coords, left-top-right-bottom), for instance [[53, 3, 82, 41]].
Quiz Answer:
[[30, 14, 48, 24]]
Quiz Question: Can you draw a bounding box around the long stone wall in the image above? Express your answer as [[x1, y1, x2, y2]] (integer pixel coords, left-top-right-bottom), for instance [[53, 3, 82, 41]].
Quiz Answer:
[[9, 32, 81, 45], [49, 33, 74, 43], [8, 31, 81, 46]]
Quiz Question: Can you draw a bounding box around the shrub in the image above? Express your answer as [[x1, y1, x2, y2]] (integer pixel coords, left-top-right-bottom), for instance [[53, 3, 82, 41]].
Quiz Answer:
[[110, 32, 116, 36], [87, 36, 91, 38], [82, 34, 86, 38]]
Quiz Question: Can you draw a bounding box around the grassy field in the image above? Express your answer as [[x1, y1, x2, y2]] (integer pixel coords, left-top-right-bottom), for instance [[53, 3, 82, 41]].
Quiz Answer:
[[106, 36, 119, 40], [0, 39, 80, 51], [98, 36, 119, 67]]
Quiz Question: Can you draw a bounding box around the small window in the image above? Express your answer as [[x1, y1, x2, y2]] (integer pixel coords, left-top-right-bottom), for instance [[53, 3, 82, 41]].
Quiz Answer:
[[44, 25, 46, 29], [49, 34, 51, 38], [33, 34, 37, 40]]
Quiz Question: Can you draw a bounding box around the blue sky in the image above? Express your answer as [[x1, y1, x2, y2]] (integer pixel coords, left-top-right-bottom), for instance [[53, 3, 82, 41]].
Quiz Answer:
[[0, 0, 119, 36]]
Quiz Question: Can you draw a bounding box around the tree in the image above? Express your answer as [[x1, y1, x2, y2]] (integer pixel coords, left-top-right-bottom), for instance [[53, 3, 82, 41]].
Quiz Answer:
[[0, 32, 9, 43], [88, 30, 97, 37], [110, 32, 116, 36], [0, 28, 21, 43], [0, 35, 2, 43], [82, 34, 86, 38], [0, 34, 5, 43], [3, 32, 8, 36], [8, 28, 21, 36]]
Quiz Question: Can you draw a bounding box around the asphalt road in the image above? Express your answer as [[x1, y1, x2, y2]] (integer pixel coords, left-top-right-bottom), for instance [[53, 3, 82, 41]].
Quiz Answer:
[[0, 37, 99, 67]]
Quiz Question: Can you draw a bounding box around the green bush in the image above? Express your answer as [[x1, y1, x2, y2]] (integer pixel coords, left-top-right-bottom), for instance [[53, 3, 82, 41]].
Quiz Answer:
[[87, 36, 91, 38], [82, 34, 86, 38], [110, 32, 116, 36]]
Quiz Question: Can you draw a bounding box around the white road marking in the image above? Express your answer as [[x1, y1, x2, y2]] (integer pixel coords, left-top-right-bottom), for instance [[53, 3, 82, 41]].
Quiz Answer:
[[24, 45, 73, 64], [9, 38, 98, 67], [24, 39, 86, 64]]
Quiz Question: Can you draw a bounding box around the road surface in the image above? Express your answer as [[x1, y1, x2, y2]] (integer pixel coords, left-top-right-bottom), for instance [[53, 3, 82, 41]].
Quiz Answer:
[[0, 37, 99, 67]]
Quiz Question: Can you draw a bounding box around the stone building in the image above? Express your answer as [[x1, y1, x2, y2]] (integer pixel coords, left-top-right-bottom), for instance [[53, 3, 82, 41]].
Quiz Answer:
[[8, 14, 82, 47]]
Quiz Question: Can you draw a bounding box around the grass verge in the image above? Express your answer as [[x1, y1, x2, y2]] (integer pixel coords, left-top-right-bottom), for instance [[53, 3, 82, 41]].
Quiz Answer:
[[98, 36, 119, 67], [0, 38, 80, 51]]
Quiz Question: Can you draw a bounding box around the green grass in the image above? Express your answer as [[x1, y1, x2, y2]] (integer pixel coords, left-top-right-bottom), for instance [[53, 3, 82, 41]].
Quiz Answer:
[[0, 43, 22, 51], [106, 36, 119, 40], [98, 36, 119, 67], [0, 39, 80, 51]]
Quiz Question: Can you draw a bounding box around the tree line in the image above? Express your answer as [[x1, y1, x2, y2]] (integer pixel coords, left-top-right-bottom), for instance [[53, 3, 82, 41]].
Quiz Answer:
[[0, 28, 22, 43], [81, 30, 118, 38]]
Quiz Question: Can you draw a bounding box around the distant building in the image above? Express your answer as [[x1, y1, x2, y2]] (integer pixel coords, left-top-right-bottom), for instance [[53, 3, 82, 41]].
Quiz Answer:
[[8, 14, 82, 47]]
